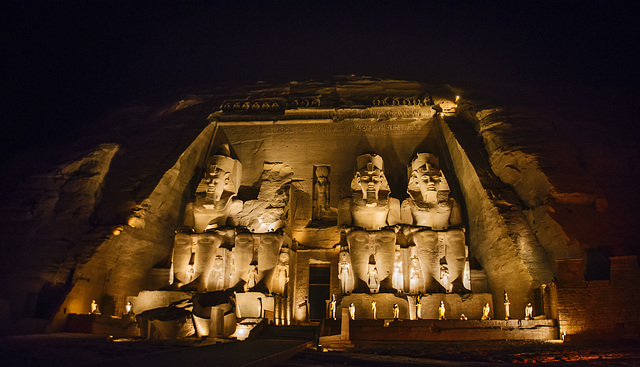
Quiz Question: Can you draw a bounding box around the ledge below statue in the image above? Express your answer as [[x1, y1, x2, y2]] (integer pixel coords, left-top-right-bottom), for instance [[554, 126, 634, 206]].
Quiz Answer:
[[323, 318, 558, 341], [338, 293, 494, 321]]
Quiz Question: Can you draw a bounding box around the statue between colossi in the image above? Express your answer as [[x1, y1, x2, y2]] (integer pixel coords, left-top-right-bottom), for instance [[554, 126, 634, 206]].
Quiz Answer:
[[271, 246, 290, 295], [402, 153, 467, 293]]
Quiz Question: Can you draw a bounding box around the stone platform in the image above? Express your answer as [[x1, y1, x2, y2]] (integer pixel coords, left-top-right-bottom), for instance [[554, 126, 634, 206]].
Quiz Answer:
[[324, 318, 558, 341]]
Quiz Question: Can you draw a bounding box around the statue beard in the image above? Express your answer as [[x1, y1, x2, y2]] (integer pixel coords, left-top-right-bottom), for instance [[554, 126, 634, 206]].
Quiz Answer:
[[364, 187, 378, 207], [213, 191, 232, 210]]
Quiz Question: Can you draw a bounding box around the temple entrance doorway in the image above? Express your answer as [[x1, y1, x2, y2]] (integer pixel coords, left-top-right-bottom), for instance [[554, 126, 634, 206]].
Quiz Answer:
[[308, 265, 330, 321]]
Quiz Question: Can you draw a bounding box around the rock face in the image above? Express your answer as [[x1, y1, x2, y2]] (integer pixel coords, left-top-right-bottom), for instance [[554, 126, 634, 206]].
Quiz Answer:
[[0, 76, 637, 337]]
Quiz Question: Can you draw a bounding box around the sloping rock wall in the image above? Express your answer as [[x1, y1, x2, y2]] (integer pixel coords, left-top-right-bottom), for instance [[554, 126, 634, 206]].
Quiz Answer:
[[438, 116, 554, 319], [48, 122, 217, 329], [0, 144, 119, 328]]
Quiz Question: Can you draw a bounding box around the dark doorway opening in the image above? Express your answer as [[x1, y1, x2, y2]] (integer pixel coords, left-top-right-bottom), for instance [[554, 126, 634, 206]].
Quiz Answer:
[[308, 265, 330, 321]]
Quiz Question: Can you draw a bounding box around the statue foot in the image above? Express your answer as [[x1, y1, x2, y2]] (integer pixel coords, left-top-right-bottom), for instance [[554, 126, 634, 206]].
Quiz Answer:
[[179, 277, 206, 292]]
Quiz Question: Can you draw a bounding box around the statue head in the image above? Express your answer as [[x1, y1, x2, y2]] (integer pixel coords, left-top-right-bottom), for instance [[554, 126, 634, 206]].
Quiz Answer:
[[206, 154, 242, 209], [351, 154, 390, 206], [214, 255, 224, 267], [340, 251, 350, 263], [315, 166, 329, 184], [408, 153, 449, 203], [278, 251, 289, 265]]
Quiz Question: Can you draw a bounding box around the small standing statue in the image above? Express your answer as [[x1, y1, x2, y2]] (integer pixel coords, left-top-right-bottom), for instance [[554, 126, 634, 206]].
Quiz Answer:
[[211, 255, 225, 291], [504, 291, 511, 320], [440, 264, 450, 293], [367, 256, 380, 293], [349, 303, 356, 320], [245, 263, 259, 291], [329, 294, 337, 320], [525, 303, 533, 320], [393, 304, 399, 320], [371, 300, 377, 320], [438, 300, 446, 320], [91, 300, 100, 315], [271, 249, 290, 295], [409, 256, 422, 293], [338, 247, 353, 294], [392, 250, 403, 292], [125, 302, 133, 314], [481, 302, 491, 320], [416, 295, 422, 319]]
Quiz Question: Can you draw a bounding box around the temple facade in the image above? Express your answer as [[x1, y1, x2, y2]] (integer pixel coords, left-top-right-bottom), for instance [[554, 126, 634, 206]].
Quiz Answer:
[[126, 83, 558, 338]]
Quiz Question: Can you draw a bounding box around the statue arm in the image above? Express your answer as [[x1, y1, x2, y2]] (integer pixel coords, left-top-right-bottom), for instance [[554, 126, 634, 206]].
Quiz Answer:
[[226, 199, 244, 226], [400, 199, 413, 225], [449, 198, 463, 227], [337, 198, 352, 227], [387, 197, 401, 226], [183, 202, 195, 227]]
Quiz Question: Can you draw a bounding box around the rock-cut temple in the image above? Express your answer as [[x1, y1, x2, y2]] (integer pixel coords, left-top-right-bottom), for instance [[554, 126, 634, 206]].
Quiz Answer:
[[3, 78, 638, 341]]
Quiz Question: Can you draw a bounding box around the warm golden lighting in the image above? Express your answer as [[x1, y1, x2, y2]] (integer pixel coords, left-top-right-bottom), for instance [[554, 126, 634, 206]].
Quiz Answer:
[[455, 95, 460, 101], [125, 302, 133, 314], [112, 226, 123, 236]]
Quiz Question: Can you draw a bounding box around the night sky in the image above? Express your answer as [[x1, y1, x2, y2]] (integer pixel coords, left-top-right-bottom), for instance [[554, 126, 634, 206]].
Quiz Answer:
[[2, 0, 639, 164]]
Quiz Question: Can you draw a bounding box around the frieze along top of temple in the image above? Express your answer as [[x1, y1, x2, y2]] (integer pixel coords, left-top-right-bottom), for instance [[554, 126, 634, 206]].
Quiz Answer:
[[208, 76, 460, 122]]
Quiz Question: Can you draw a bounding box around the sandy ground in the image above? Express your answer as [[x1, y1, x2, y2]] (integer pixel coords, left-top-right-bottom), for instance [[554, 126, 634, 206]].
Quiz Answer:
[[1, 334, 639, 366], [279, 340, 640, 366], [0, 333, 217, 367]]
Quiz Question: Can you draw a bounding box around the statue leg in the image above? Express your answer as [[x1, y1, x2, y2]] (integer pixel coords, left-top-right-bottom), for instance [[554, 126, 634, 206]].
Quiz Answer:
[[445, 229, 468, 293], [414, 230, 445, 293], [181, 234, 222, 291], [170, 234, 192, 288]]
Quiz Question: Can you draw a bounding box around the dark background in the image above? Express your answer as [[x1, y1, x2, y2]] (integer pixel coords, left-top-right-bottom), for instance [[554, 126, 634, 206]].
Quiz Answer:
[[2, 0, 639, 164]]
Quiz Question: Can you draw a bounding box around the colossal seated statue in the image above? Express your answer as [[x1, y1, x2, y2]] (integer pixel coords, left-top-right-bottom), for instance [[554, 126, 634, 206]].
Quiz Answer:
[[190, 152, 243, 233], [402, 153, 468, 293], [338, 153, 400, 231]]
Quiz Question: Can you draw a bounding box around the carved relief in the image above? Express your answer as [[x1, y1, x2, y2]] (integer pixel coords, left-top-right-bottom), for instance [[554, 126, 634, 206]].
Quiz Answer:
[[312, 165, 336, 222]]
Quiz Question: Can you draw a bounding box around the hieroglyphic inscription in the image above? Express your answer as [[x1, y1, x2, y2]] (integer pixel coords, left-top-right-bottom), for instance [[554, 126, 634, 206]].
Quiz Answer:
[[223, 122, 428, 135]]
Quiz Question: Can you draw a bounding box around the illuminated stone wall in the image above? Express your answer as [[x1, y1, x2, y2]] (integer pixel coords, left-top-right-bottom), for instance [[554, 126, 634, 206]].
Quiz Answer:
[[439, 116, 554, 319], [555, 256, 640, 338]]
